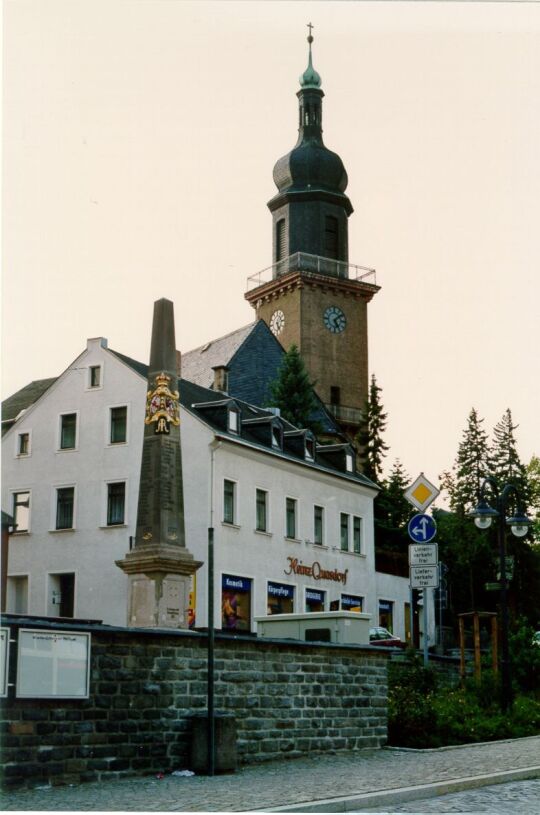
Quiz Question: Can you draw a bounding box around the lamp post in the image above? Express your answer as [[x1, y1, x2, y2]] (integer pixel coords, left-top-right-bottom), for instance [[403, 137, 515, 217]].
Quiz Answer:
[[469, 477, 531, 712]]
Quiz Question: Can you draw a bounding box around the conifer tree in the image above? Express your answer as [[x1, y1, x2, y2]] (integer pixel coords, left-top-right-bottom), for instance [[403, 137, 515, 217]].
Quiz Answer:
[[357, 374, 389, 483], [376, 459, 411, 551], [267, 344, 319, 431], [440, 407, 490, 516], [490, 408, 529, 503]]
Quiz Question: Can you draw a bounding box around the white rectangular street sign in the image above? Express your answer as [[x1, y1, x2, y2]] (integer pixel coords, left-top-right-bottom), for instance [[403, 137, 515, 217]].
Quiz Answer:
[[410, 565, 439, 589], [409, 543, 438, 566]]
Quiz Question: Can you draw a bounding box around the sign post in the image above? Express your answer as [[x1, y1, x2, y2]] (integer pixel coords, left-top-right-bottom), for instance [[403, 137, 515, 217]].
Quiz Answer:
[[404, 474, 440, 664]]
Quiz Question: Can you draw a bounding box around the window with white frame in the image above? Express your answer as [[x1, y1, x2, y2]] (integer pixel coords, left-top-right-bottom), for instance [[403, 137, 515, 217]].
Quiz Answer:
[[17, 432, 30, 456], [110, 406, 127, 444], [285, 497, 297, 539], [271, 423, 282, 450], [89, 365, 101, 388], [12, 492, 30, 533], [228, 409, 239, 434], [256, 489, 268, 532], [340, 512, 349, 552], [223, 479, 236, 525], [59, 413, 77, 450], [314, 505, 324, 545], [107, 482, 126, 526], [55, 487, 75, 530], [345, 452, 354, 473], [353, 516, 362, 554]]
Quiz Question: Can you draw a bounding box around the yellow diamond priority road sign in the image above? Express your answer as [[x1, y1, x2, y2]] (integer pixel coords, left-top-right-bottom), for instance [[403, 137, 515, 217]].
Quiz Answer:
[[404, 473, 440, 512]]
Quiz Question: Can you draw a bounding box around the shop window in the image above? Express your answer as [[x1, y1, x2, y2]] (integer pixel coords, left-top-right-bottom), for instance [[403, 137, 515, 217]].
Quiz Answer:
[[341, 594, 363, 612], [314, 505, 324, 545], [267, 582, 294, 615], [221, 574, 252, 632], [285, 497, 297, 539], [340, 513, 349, 551], [353, 516, 362, 554], [56, 487, 75, 530], [379, 600, 394, 632], [107, 482, 126, 526], [305, 588, 325, 613], [7, 575, 28, 614], [59, 413, 77, 450], [48, 573, 75, 618], [12, 491, 30, 533], [223, 479, 236, 525], [110, 406, 127, 444], [256, 489, 268, 532], [89, 365, 101, 388], [17, 432, 30, 456]]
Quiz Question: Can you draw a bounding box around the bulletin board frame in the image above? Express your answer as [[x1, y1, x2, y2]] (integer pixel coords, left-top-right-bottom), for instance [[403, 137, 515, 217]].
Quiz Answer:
[[16, 629, 91, 699]]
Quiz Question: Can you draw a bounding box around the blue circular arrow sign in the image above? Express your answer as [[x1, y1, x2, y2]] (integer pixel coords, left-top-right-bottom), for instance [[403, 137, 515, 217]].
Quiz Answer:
[[408, 513, 437, 543]]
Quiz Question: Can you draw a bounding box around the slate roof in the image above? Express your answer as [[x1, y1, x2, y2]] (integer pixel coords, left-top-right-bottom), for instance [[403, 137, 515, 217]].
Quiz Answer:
[[180, 323, 255, 389], [1, 378, 57, 434]]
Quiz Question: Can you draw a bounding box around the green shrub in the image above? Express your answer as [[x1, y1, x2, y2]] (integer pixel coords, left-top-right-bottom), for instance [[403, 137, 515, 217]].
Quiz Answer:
[[388, 657, 540, 748]]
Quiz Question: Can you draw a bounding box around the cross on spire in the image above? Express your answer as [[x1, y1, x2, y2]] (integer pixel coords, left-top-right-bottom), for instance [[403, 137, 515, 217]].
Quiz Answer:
[[307, 22, 314, 44]]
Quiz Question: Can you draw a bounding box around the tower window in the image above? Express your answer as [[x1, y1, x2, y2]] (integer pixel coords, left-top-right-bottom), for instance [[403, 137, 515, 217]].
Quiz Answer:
[[324, 216, 339, 259], [276, 219, 286, 262]]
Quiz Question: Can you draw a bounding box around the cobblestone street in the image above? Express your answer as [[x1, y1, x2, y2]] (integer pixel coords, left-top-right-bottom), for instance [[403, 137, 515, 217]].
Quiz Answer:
[[1, 736, 539, 812], [367, 779, 540, 812]]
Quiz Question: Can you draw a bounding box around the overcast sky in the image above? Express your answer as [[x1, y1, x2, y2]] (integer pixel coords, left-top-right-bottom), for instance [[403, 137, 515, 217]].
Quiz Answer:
[[3, 0, 539, 489]]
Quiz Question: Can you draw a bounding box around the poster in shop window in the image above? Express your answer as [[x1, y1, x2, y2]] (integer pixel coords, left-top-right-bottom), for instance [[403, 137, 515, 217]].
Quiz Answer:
[[16, 629, 91, 699], [0, 628, 9, 697]]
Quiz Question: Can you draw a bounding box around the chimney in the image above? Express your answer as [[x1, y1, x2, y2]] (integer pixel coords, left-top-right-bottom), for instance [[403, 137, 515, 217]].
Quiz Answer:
[[212, 365, 229, 393]]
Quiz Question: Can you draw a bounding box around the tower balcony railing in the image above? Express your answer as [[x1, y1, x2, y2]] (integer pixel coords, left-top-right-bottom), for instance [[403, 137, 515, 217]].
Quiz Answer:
[[246, 252, 377, 292], [325, 403, 363, 426]]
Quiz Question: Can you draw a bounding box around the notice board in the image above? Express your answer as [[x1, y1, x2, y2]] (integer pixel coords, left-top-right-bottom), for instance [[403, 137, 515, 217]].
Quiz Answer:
[[16, 629, 91, 698], [0, 628, 9, 697]]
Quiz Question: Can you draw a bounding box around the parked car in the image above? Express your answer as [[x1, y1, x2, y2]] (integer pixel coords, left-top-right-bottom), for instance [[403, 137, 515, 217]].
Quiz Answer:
[[369, 627, 405, 648]]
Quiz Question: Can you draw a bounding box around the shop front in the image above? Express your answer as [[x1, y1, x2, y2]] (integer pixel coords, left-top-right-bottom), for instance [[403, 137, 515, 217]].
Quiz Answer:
[[222, 574, 252, 632]]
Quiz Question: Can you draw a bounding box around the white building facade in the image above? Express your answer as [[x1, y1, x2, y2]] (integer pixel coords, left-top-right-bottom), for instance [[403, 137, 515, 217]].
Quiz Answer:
[[2, 337, 415, 641]]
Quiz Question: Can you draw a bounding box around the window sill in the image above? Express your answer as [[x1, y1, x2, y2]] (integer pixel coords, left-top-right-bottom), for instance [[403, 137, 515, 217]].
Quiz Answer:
[[254, 529, 272, 537], [99, 524, 128, 529], [15, 454, 31, 459], [11, 531, 30, 536], [56, 448, 78, 454], [49, 528, 76, 534], [335, 549, 366, 558], [107, 442, 128, 447], [222, 521, 241, 530], [306, 541, 328, 549], [284, 536, 302, 544]]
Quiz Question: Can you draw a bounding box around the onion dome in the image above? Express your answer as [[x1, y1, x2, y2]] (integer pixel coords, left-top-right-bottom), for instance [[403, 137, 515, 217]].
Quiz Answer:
[[270, 28, 350, 205]]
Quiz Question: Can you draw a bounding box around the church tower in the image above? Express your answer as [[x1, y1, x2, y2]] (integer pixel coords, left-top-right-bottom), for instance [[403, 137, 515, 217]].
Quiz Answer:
[[245, 29, 379, 440]]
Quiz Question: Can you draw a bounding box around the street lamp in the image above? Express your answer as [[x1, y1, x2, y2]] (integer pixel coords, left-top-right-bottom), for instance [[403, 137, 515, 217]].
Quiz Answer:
[[469, 477, 531, 712]]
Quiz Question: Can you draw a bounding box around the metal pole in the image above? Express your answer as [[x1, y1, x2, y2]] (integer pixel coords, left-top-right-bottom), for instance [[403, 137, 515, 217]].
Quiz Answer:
[[498, 499, 512, 712], [409, 585, 414, 649], [423, 590, 429, 666], [207, 526, 215, 775]]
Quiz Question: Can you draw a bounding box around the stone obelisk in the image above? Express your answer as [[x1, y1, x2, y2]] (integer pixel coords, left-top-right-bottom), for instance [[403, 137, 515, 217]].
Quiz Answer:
[[116, 298, 202, 628]]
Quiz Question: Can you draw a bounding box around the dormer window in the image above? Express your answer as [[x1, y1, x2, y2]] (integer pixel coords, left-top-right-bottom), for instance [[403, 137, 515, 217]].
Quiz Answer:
[[345, 452, 354, 473], [271, 423, 282, 450], [305, 437, 315, 461], [228, 409, 239, 434]]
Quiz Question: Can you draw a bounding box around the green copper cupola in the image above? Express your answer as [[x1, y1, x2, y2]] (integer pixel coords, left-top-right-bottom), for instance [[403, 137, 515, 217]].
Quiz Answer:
[[268, 26, 353, 272]]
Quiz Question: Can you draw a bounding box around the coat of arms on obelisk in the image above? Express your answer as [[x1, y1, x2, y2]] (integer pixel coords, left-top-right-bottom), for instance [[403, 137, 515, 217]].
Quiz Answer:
[[144, 371, 180, 434]]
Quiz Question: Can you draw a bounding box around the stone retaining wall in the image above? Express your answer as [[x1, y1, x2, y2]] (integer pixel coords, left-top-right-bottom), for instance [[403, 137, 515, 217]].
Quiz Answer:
[[0, 617, 389, 788]]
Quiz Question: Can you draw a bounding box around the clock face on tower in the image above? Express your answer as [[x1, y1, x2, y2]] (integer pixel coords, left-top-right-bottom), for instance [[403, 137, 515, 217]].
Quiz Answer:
[[323, 305, 346, 334], [270, 309, 285, 336]]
